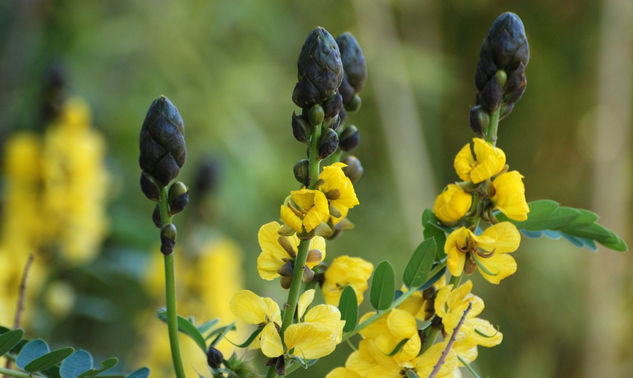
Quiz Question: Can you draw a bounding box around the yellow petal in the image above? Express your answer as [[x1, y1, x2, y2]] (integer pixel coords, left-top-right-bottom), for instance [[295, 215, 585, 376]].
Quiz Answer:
[[454, 143, 476, 182], [433, 184, 473, 224], [319, 163, 360, 215], [322, 256, 373, 305], [492, 171, 529, 221], [468, 318, 503, 347], [476, 253, 517, 284], [445, 227, 473, 277], [387, 309, 417, 339], [263, 297, 282, 324], [470, 138, 506, 184], [257, 222, 298, 280], [298, 289, 315, 321], [478, 221, 521, 253], [306, 236, 327, 269], [416, 341, 459, 378], [285, 323, 337, 359], [260, 322, 284, 358], [229, 290, 268, 324], [326, 367, 362, 378], [303, 190, 330, 232], [304, 304, 344, 342], [280, 205, 303, 233], [358, 312, 387, 340], [395, 332, 421, 365]]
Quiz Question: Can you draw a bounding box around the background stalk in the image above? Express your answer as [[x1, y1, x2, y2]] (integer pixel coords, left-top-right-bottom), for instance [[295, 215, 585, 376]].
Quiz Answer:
[[159, 187, 186, 378]]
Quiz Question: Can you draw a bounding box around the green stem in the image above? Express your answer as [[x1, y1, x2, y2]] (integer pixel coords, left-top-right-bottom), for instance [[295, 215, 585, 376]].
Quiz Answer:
[[0, 367, 38, 377], [308, 124, 322, 189], [448, 274, 462, 287], [484, 108, 501, 146], [421, 327, 440, 352], [265, 365, 278, 378], [159, 187, 186, 378]]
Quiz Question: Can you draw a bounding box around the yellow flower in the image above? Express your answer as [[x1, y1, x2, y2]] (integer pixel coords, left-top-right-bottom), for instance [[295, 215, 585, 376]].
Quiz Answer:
[[398, 277, 446, 321], [415, 341, 458, 378], [434, 281, 503, 359], [318, 162, 360, 224], [256, 221, 326, 280], [445, 222, 520, 284], [433, 184, 473, 223], [280, 188, 330, 233], [359, 309, 421, 366], [326, 367, 362, 378], [454, 138, 506, 184], [322, 255, 373, 305], [491, 171, 529, 221], [340, 339, 402, 378], [230, 290, 343, 359]]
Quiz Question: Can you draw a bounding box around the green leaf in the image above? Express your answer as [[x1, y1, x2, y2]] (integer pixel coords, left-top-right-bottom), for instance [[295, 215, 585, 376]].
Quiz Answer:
[[497, 200, 627, 252], [0, 329, 24, 356], [61, 350, 94, 378], [403, 239, 436, 287], [422, 209, 447, 258], [387, 338, 409, 356], [16, 339, 49, 369], [197, 319, 220, 335], [370, 261, 395, 311], [157, 309, 207, 353], [25, 347, 74, 372], [209, 322, 237, 346], [421, 265, 447, 290], [338, 286, 358, 333], [77, 357, 118, 378], [406, 370, 421, 378], [231, 327, 264, 348], [127, 367, 150, 378]]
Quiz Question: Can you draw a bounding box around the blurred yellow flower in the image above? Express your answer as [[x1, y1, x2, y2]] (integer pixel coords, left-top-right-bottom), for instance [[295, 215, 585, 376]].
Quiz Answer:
[[256, 221, 326, 280], [359, 309, 421, 366], [318, 162, 359, 224], [454, 138, 505, 184], [445, 222, 520, 284], [433, 184, 472, 223], [398, 277, 446, 321], [491, 170, 529, 221], [336, 339, 401, 378], [322, 255, 373, 306], [280, 188, 329, 233]]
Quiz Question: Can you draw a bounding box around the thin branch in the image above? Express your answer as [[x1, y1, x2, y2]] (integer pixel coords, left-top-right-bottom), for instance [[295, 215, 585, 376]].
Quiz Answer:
[[5, 254, 34, 373], [429, 302, 472, 378]]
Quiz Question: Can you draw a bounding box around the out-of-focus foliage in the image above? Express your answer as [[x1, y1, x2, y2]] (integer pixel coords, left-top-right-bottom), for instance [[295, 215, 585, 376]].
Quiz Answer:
[[0, 0, 630, 377]]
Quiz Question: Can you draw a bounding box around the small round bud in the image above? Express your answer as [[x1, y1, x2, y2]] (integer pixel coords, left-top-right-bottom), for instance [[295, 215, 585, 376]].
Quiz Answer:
[[280, 276, 292, 289], [139, 96, 186, 186], [278, 260, 294, 277], [306, 249, 323, 263], [206, 346, 224, 370], [323, 93, 343, 119], [345, 95, 362, 113], [318, 128, 339, 159], [342, 155, 363, 182], [302, 266, 315, 283], [339, 125, 360, 152], [152, 204, 161, 228], [495, 70, 507, 88], [168, 181, 189, 215], [469, 105, 489, 134], [140, 172, 160, 201], [194, 158, 220, 195], [325, 114, 341, 131], [293, 159, 310, 186], [160, 224, 177, 255], [309, 104, 325, 126], [291, 112, 309, 143], [336, 32, 368, 104]]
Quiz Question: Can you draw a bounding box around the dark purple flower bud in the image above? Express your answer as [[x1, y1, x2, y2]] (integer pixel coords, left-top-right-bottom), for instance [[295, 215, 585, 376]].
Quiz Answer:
[[291, 112, 309, 143], [318, 128, 339, 159], [206, 346, 224, 370], [339, 124, 360, 152], [336, 33, 367, 104], [140, 172, 160, 201], [323, 92, 343, 119], [160, 224, 177, 255], [168, 181, 189, 216], [293, 159, 310, 186]]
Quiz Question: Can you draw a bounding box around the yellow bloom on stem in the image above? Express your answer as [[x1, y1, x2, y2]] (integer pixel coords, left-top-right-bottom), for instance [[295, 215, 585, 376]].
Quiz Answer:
[[231, 290, 343, 359], [398, 277, 446, 321], [359, 309, 421, 366], [322, 255, 373, 305], [280, 188, 330, 233], [256, 221, 326, 280], [491, 170, 529, 221], [339, 339, 402, 378], [433, 184, 473, 223], [434, 281, 503, 362], [415, 341, 459, 378], [445, 222, 520, 284], [454, 138, 506, 184], [318, 162, 360, 224]]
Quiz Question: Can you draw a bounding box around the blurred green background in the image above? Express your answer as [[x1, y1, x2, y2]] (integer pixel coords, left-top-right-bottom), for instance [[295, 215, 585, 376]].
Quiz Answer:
[[1, 0, 632, 377]]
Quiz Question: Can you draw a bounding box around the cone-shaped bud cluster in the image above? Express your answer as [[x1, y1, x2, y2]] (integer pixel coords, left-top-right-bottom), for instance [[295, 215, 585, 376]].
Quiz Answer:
[[160, 223, 177, 255], [472, 12, 529, 132], [206, 346, 224, 370], [292, 27, 344, 110], [168, 181, 189, 215], [336, 33, 367, 110], [139, 96, 186, 186]]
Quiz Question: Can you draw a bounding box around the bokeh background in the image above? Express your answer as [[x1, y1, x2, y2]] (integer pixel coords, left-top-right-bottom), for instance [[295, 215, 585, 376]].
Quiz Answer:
[[1, 0, 632, 377]]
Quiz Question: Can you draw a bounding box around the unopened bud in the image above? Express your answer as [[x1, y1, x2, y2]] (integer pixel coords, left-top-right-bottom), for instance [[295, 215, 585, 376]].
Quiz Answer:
[[280, 276, 292, 289], [139, 96, 186, 186], [336, 32, 367, 105], [278, 260, 294, 277], [329, 204, 342, 218], [345, 95, 362, 113], [313, 222, 334, 238], [306, 249, 323, 263], [325, 114, 341, 130], [339, 125, 360, 152], [464, 256, 477, 274], [469, 105, 489, 134], [341, 155, 363, 182], [160, 224, 177, 255], [278, 224, 296, 236], [318, 128, 339, 159], [152, 204, 161, 228], [323, 93, 343, 119], [291, 112, 309, 143], [140, 172, 160, 201], [206, 346, 224, 370], [277, 236, 297, 258], [293, 159, 310, 186], [168, 181, 189, 215], [302, 266, 315, 283], [309, 104, 325, 126], [495, 70, 507, 88]]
